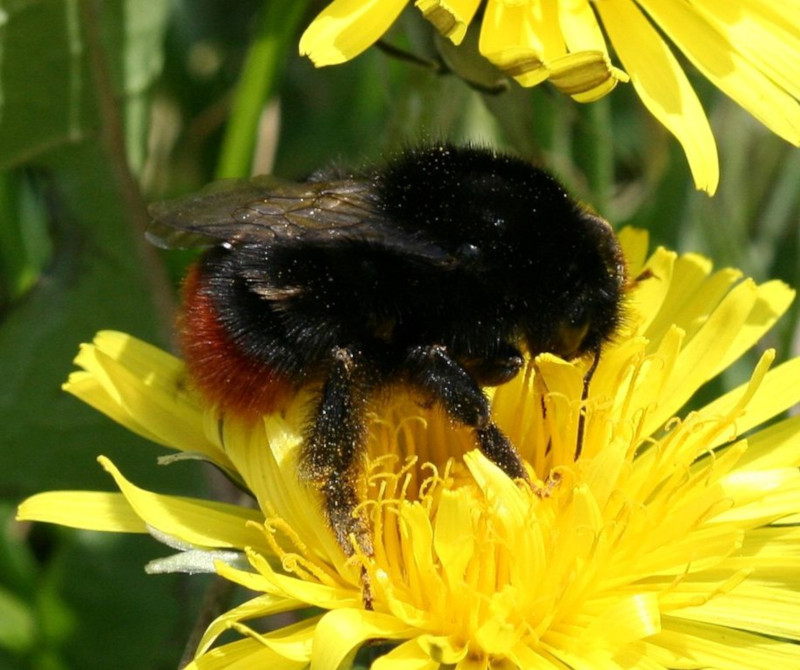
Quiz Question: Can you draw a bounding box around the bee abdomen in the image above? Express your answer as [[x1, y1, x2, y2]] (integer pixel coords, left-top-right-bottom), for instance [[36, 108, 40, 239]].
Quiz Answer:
[[179, 263, 295, 416]]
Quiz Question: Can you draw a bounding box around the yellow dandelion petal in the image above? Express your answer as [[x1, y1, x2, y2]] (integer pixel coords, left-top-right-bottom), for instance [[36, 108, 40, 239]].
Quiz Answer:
[[698, 355, 800, 445], [482, 0, 565, 61], [221, 616, 319, 664], [711, 589, 800, 639], [299, 0, 408, 66], [65, 330, 234, 471], [617, 227, 650, 276], [558, 0, 607, 52], [739, 414, 800, 471], [637, 254, 730, 344], [552, 0, 629, 101], [16, 491, 147, 533], [213, 559, 282, 594], [720, 280, 796, 374], [370, 639, 435, 669], [651, 617, 800, 667], [639, 0, 800, 144], [592, 0, 719, 193], [693, 0, 800, 103], [245, 548, 359, 609], [618, 250, 795, 436], [312, 609, 417, 670], [185, 636, 306, 670], [625, 246, 678, 334], [479, 0, 563, 86], [16, 458, 268, 550], [583, 593, 662, 647], [96, 456, 268, 551], [415, 0, 482, 45], [432, 488, 476, 588], [217, 409, 352, 573], [653, 280, 762, 418], [195, 592, 306, 658]]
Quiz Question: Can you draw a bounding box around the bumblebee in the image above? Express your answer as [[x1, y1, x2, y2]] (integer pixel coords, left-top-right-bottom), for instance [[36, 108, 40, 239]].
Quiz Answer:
[[148, 143, 627, 585]]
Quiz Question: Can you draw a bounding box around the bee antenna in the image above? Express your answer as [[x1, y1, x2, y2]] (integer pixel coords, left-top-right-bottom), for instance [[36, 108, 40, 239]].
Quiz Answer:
[[575, 348, 601, 460]]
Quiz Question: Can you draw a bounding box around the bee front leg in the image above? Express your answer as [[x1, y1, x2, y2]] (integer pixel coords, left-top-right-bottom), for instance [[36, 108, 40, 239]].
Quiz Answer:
[[404, 345, 529, 482], [299, 347, 374, 604]]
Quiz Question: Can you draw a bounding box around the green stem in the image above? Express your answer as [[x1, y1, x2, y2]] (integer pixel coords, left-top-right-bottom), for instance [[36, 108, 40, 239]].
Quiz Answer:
[[586, 97, 613, 214], [216, 0, 309, 179]]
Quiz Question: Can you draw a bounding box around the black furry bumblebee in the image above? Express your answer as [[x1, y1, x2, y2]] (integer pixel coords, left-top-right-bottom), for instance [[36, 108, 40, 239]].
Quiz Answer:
[[148, 143, 627, 582]]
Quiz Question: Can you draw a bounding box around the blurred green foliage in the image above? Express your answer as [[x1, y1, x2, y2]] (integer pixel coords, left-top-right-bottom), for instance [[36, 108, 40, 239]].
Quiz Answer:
[[0, 1, 797, 668]]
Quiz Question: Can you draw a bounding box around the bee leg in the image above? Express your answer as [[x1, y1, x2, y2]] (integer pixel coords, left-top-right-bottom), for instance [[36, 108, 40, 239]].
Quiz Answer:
[[404, 345, 529, 482], [299, 347, 374, 607], [461, 344, 524, 386]]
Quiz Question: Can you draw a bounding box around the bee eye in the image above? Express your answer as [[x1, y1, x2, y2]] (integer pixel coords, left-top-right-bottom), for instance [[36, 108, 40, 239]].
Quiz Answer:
[[456, 243, 481, 262], [568, 303, 588, 327]]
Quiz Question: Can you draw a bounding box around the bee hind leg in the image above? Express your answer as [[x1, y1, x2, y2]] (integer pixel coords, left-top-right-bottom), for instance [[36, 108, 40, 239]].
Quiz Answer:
[[404, 345, 529, 483], [299, 347, 375, 607]]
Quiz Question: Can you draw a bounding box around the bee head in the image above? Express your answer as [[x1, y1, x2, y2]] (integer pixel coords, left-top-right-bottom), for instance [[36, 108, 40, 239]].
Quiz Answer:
[[519, 208, 627, 360], [376, 144, 628, 360]]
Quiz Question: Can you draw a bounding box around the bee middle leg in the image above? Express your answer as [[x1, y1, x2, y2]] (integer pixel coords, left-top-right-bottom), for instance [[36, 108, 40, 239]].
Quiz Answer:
[[404, 345, 529, 482], [299, 347, 374, 577]]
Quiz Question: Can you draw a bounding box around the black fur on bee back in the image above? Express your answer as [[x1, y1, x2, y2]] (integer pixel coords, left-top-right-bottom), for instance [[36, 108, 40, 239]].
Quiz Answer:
[[184, 143, 627, 392], [370, 143, 627, 363]]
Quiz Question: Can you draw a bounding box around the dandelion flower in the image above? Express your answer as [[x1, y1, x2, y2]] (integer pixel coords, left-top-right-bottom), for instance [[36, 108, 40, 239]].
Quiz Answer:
[[18, 228, 800, 668], [300, 1, 800, 194]]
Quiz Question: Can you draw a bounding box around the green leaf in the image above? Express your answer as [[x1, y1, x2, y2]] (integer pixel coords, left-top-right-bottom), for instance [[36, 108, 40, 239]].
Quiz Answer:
[[0, 585, 34, 654], [0, 0, 94, 169]]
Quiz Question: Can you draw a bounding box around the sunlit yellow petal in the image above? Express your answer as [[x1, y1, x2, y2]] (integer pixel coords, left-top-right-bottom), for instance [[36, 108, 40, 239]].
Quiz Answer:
[[432, 488, 475, 589], [738, 415, 800, 471], [638, 254, 731, 346], [616, 226, 650, 277], [639, 0, 800, 144], [312, 609, 417, 670], [98, 456, 269, 551], [65, 331, 233, 470], [185, 636, 306, 670], [655, 616, 800, 667], [196, 593, 306, 657], [693, 0, 800, 102], [481, 0, 564, 60], [246, 549, 360, 609], [16, 491, 147, 533], [479, 0, 564, 85], [593, 0, 719, 193], [218, 410, 350, 572], [370, 639, 436, 670], [652, 279, 761, 421], [558, 0, 607, 52], [584, 594, 661, 649], [717, 280, 795, 375], [232, 617, 318, 663], [673, 585, 800, 640], [697, 356, 800, 445], [299, 0, 408, 66]]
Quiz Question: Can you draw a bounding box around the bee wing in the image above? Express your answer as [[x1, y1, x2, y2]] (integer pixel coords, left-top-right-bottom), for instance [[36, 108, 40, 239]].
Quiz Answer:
[[147, 174, 457, 266], [148, 175, 388, 249]]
